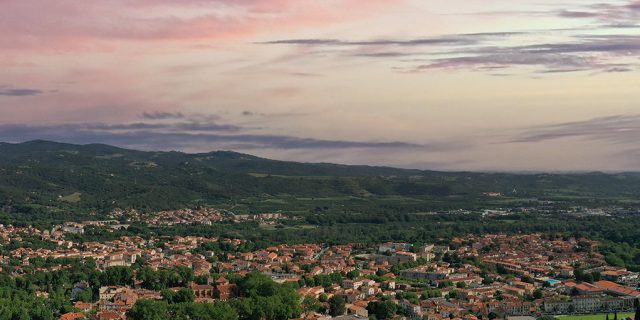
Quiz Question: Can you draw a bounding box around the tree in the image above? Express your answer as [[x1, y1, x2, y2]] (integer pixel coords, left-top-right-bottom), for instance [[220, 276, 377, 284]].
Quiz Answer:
[[302, 297, 320, 315], [582, 273, 594, 284], [423, 289, 442, 299], [606, 254, 626, 268], [76, 288, 93, 302], [635, 299, 640, 320], [194, 275, 209, 285], [171, 301, 238, 320], [234, 272, 302, 320], [533, 289, 543, 299], [367, 300, 397, 320], [101, 266, 134, 286], [496, 265, 510, 275], [173, 288, 195, 303], [127, 300, 168, 320], [329, 295, 346, 317], [346, 270, 360, 280]]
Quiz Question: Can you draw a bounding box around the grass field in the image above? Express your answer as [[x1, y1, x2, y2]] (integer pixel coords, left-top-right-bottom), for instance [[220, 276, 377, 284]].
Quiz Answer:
[[59, 192, 82, 203], [556, 313, 634, 320]]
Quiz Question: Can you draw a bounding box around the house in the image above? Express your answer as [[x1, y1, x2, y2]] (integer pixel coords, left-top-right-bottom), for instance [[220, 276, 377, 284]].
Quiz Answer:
[[60, 313, 85, 320], [595, 281, 640, 298], [347, 304, 368, 318], [360, 285, 376, 296], [565, 281, 604, 296], [99, 286, 126, 301], [298, 286, 325, 299], [343, 279, 364, 290], [383, 280, 396, 290], [214, 277, 237, 300], [190, 282, 214, 300], [92, 311, 125, 320], [400, 266, 451, 281], [74, 301, 96, 313], [98, 287, 138, 312]]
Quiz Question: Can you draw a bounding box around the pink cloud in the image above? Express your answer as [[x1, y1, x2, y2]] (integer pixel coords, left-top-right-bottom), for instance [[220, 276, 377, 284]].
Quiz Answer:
[[0, 0, 399, 51]]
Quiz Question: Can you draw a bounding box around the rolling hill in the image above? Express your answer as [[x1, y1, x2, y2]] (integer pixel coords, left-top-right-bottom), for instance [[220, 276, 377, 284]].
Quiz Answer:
[[1, 140, 639, 217]]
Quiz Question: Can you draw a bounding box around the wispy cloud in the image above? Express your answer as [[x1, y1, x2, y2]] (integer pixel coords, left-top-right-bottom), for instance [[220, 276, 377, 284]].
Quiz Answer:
[[261, 32, 523, 48], [261, 37, 477, 47], [141, 111, 185, 120], [374, 34, 639, 74], [558, 10, 600, 18], [240, 110, 308, 118], [557, 1, 640, 26], [260, 1, 640, 75], [0, 87, 43, 96], [512, 114, 640, 144], [78, 120, 241, 133], [407, 52, 599, 73]]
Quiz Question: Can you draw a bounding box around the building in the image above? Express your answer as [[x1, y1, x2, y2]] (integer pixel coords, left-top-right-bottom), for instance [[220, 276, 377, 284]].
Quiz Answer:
[[543, 296, 633, 314], [400, 266, 451, 281], [60, 313, 85, 320], [378, 242, 412, 253], [190, 282, 214, 300]]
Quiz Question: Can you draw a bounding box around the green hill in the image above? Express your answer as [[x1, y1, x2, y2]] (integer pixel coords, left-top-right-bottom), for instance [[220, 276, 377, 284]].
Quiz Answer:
[[1, 140, 640, 218]]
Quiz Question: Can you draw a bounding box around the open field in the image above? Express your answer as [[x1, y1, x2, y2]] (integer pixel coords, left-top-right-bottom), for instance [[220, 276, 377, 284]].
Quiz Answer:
[[556, 313, 635, 320], [59, 192, 82, 203]]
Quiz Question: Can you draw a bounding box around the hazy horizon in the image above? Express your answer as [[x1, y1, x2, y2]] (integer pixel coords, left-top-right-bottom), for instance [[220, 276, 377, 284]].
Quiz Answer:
[[2, 0, 639, 171]]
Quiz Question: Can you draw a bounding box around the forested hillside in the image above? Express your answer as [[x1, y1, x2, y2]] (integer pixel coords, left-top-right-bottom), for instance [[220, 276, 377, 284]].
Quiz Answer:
[[1, 140, 640, 217]]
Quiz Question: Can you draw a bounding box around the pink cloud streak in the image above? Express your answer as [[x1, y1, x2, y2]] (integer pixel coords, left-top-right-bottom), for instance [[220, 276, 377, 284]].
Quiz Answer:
[[0, 0, 399, 51]]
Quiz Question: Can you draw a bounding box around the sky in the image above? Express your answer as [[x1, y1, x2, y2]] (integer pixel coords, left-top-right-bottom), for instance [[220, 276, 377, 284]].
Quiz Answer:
[[1, 0, 640, 171]]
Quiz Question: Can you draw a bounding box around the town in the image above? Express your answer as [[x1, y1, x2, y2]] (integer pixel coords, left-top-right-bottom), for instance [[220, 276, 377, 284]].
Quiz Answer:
[[2, 222, 640, 320], [106, 208, 291, 226]]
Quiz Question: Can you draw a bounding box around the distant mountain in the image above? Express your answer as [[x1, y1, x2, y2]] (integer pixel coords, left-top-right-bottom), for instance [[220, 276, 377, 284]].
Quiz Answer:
[[1, 140, 639, 215], [0, 140, 421, 177]]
